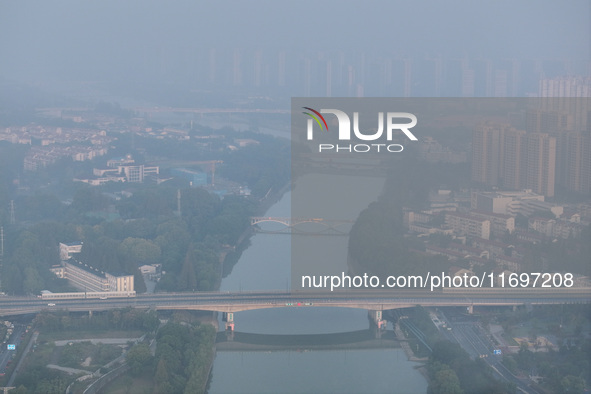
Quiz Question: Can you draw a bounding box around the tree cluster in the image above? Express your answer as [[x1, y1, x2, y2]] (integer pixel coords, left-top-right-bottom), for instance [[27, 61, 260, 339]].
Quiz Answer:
[[504, 337, 590, 393], [150, 322, 216, 394], [428, 341, 513, 393]]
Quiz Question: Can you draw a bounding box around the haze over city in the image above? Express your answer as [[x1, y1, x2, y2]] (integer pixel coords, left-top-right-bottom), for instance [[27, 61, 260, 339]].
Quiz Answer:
[[0, 1, 589, 394]]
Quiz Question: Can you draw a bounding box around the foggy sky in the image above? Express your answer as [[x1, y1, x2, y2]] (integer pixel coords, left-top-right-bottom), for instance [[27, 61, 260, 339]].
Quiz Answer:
[[0, 0, 589, 91]]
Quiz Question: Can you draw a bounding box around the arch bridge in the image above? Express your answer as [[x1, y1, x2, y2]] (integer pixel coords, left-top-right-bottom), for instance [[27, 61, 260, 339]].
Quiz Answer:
[[250, 217, 354, 235]]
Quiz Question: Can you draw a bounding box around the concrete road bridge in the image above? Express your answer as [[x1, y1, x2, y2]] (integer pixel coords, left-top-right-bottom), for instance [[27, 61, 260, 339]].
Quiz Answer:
[[0, 288, 589, 331]]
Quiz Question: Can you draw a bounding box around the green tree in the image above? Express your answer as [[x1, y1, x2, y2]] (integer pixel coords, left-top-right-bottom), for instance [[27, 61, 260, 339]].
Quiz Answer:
[[561, 375, 586, 393], [153, 358, 173, 393], [70, 186, 109, 213], [23, 267, 44, 294], [12, 385, 27, 394], [429, 366, 463, 394], [178, 248, 197, 291], [118, 237, 161, 266], [126, 343, 153, 376]]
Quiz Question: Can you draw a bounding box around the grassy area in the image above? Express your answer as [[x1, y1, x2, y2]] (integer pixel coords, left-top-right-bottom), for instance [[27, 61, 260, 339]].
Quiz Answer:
[[59, 342, 122, 371], [19, 339, 123, 372], [38, 329, 144, 342], [101, 371, 154, 394], [27, 341, 55, 367]]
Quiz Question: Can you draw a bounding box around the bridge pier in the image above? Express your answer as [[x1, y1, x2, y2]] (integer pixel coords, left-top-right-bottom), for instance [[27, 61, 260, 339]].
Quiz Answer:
[[467, 305, 473, 314], [368, 310, 386, 330], [223, 312, 235, 331]]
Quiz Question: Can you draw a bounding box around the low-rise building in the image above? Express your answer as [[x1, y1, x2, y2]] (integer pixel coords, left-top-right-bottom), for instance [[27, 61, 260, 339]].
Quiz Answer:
[[528, 217, 584, 239], [51, 259, 134, 293], [469, 210, 515, 236], [445, 212, 491, 240], [471, 190, 562, 217], [59, 242, 83, 261]]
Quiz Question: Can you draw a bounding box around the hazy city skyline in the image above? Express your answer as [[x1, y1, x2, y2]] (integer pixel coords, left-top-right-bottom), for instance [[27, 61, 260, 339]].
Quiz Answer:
[[1, 1, 589, 101]]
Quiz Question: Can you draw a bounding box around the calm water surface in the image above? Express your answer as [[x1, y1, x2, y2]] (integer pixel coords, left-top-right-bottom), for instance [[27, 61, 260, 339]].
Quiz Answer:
[[208, 175, 428, 394]]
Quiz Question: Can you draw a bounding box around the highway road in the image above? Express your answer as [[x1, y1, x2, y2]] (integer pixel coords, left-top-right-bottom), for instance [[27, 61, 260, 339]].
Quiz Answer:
[[7, 330, 38, 387], [441, 311, 539, 394], [0, 288, 589, 317], [0, 324, 23, 377]]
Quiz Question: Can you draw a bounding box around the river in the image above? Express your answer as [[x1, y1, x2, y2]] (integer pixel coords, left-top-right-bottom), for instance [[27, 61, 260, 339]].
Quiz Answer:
[[207, 174, 428, 394]]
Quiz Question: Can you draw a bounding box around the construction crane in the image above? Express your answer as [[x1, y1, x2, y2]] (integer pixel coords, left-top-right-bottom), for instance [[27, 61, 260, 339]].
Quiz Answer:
[[189, 160, 223, 186]]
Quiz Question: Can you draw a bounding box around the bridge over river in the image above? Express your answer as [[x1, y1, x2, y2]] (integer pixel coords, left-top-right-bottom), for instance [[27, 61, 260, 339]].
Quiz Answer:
[[250, 217, 354, 234], [1, 288, 589, 330]]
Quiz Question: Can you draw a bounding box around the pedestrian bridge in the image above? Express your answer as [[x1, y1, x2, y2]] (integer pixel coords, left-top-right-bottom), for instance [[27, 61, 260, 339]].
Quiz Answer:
[[250, 217, 354, 234]]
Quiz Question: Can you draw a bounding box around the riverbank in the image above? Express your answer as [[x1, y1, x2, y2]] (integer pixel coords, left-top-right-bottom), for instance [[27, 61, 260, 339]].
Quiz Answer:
[[219, 180, 290, 281], [256, 181, 291, 217], [205, 181, 291, 391], [394, 322, 429, 363], [394, 322, 430, 389]]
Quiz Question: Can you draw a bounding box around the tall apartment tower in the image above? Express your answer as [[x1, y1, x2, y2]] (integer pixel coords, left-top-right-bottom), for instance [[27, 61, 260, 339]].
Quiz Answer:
[[472, 123, 557, 197], [526, 133, 556, 197], [277, 51, 286, 87], [403, 58, 412, 98], [233, 49, 242, 86], [535, 76, 591, 195], [563, 132, 591, 194], [539, 76, 591, 98], [208, 48, 216, 84], [502, 128, 527, 190], [471, 123, 507, 187], [461, 68, 475, 97]]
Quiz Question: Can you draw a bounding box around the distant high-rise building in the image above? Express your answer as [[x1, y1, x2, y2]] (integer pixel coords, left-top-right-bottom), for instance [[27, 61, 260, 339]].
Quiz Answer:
[[511, 59, 521, 97], [254, 50, 263, 87], [539, 76, 591, 98], [326, 60, 332, 97], [563, 132, 591, 194], [471, 123, 557, 197], [433, 57, 443, 97], [525, 133, 556, 197], [403, 58, 412, 97], [356, 83, 364, 98], [461, 67, 475, 97], [494, 70, 508, 97], [233, 49, 242, 86], [304, 57, 312, 96], [484, 59, 493, 97], [277, 51, 286, 87], [534, 76, 590, 195], [471, 123, 506, 186], [208, 49, 216, 84], [502, 128, 527, 189], [347, 65, 354, 97]]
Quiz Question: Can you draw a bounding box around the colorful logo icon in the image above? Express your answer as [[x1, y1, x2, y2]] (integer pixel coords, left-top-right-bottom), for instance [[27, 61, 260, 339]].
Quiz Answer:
[[302, 107, 328, 132]]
